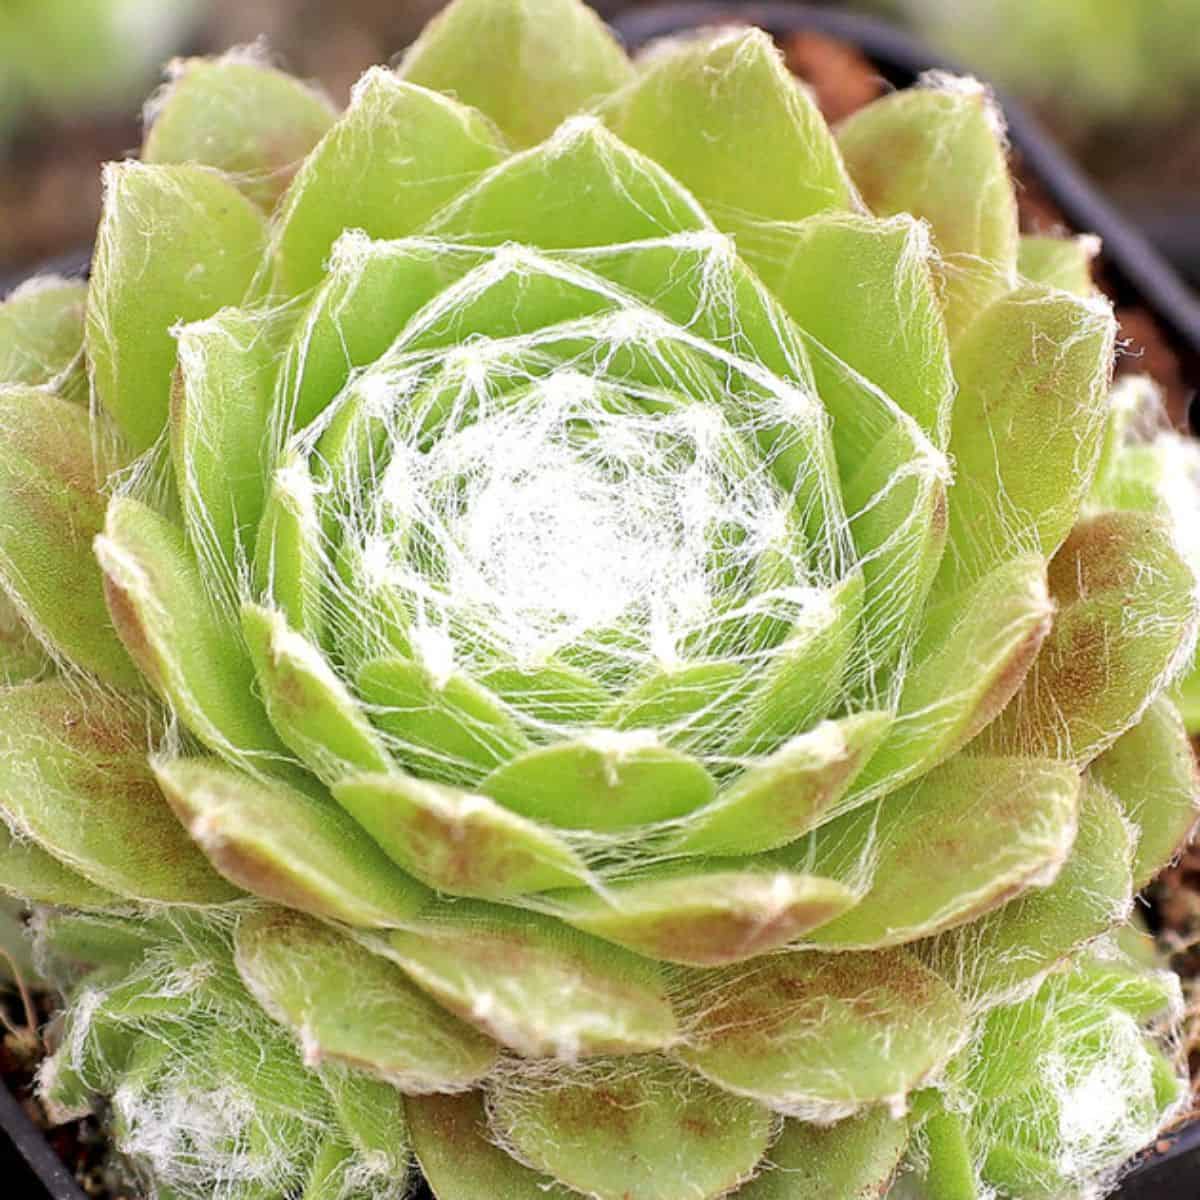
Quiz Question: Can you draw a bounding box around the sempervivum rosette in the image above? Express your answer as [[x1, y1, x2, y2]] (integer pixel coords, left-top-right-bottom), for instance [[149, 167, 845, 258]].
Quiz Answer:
[[1, 1, 1197, 1197]]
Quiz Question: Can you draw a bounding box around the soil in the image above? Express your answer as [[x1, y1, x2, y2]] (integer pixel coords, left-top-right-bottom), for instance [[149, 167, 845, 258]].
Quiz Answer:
[[3, 11, 1200, 1198]]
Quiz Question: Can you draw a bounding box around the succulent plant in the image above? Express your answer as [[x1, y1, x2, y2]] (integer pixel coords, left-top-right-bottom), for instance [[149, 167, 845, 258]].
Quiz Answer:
[[0, 0, 203, 140], [0, 1, 1197, 1197], [872, 0, 1200, 127]]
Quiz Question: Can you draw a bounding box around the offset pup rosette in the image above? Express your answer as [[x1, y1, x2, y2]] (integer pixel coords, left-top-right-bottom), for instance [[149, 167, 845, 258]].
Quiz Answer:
[[0, 1, 1197, 1197]]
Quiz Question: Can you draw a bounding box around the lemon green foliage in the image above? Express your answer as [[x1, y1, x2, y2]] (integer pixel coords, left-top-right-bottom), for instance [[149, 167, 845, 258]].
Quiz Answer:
[[876, 0, 1200, 127], [0, 1, 1198, 1197], [0, 0, 202, 140]]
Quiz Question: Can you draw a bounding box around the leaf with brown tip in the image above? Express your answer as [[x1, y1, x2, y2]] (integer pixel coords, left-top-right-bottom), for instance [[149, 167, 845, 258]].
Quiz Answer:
[[982, 511, 1199, 765]]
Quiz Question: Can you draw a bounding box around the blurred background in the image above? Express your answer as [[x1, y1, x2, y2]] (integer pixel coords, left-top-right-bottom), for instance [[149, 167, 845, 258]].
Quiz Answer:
[[0, 0, 1197, 285]]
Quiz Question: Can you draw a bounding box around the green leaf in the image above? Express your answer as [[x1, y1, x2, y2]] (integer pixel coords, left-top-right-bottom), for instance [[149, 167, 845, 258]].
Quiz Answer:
[[332, 770, 590, 897], [724, 573, 864, 758], [172, 304, 294, 585], [374, 901, 679, 1058], [0, 387, 139, 688], [603, 28, 853, 251], [143, 53, 336, 211], [0, 822, 124, 909], [0, 276, 87, 398], [487, 1056, 773, 1200], [852, 553, 1053, 796], [87, 162, 268, 453], [407, 1091, 577, 1200], [0, 681, 236, 904], [481, 732, 715, 831], [735, 1109, 908, 1200], [550, 866, 856, 966], [300, 1138, 357, 1200], [921, 778, 1133, 1007], [1018, 233, 1099, 296], [0, 591, 50, 684], [428, 117, 710, 247], [796, 755, 1080, 950], [234, 907, 498, 1091], [399, 0, 632, 149], [278, 234, 486, 434], [756, 212, 953, 444], [759, 214, 955, 675], [271, 69, 505, 293], [97, 497, 292, 766], [676, 948, 967, 1116], [35, 911, 173, 971], [672, 711, 889, 856], [317, 1066, 411, 1178], [252, 452, 325, 640], [1088, 695, 1198, 888], [356, 655, 529, 786], [837, 74, 1018, 335], [153, 756, 428, 926], [982, 511, 1199, 765], [968, 965, 1182, 1198], [916, 1096, 981, 1200], [241, 604, 393, 785], [935, 283, 1116, 595]]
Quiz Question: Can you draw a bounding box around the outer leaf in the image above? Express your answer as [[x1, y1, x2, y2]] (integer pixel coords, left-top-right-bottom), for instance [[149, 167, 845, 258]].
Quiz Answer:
[[407, 1091, 577, 1200], [87, 162, 268, 452], [271, 69, 505, 293], [143, 53, 336, 210], [736, 1109, 908, 1200], [935, 284, 1116, 595], [1018, 233, 1099, 296], [399, 0, 632, 149], [487, 1056, 773, 1200], [604, 28, 854, 252], [0, 590, 49, 683], [0, 388, 139, 688], [153, 756, 428, 926], [374, 901, 679, 1058], [797, 755, 1080, 950], [676, 949, 967, 1117], [96, 497, 289, 765], [0, 823, 124, 909], [983, 511, 1199, 765], [967, 966, 1182, 1198], [317, 1066, 411, 1179], [0, 681, 236, 904], [852, 553, 1053, 796], [1089, 695, 1199, 888], [837, 74, 1018, 334], [0, 276, 87, 397], [234, 908, 498, 1091], [922, 778, 1133, 1008]]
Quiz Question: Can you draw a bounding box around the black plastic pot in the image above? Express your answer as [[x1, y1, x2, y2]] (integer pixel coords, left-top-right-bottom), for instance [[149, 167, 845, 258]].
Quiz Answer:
[[3, 5, 1200, 1199]]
